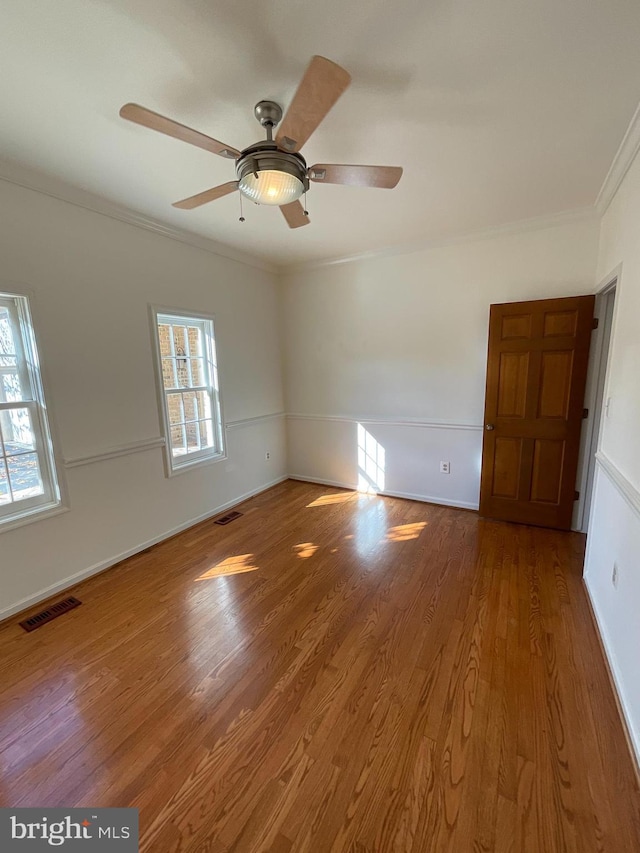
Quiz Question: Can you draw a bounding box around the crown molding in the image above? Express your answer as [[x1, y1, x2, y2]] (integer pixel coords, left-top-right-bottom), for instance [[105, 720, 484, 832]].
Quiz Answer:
[[0, 161, 278, 275], [281, 206, 599, 275], [595, 99, 640, 216]]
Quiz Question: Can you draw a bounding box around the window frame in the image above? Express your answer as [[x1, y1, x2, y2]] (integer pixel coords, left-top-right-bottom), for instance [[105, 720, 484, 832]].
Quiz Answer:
[[0, 287, 64, 530], [150, 306, 226, 476]]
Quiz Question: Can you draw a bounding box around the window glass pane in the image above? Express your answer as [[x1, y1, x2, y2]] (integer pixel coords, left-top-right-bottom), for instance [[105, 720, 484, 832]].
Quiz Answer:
[[161, 357, 177, 389], [172, 325, 187, 359], [7, 453, 44, 501], [175, 357, 190, 388], [0, 460, 9, 505], [189, 358, 205, 386], [158, 323, 172, 357], [0, 308, 17, 356], [1, 370, 23, 402], [1, 407, 36, 453], [185, 422, 201, 452], [199, 419, 214, 448], [166, 393, 182, 426], [169, 425, 186, 457], [181, 390, 211, 423], [187, 326, 203, 358], [181, 391, 196, 422], [198, 391, 212, 420]]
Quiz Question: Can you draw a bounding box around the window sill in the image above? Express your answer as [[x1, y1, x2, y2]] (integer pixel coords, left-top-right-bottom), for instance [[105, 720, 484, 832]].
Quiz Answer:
[[0, 501, 69, 535], [166, 450, 228, 478]]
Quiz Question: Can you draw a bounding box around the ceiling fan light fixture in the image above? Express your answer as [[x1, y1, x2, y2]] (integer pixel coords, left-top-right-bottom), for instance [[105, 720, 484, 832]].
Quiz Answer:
[[239, 169, 304, 206], [236, 145, 309, 207]]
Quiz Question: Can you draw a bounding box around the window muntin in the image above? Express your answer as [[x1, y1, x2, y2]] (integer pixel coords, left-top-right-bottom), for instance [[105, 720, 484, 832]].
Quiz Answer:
[[0, 293, 60, 524], [154, 311, 224, 471]]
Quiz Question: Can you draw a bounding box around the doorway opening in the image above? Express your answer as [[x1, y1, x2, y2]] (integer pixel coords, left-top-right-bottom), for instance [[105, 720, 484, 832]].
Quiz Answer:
[[575, 277, 617, 532]]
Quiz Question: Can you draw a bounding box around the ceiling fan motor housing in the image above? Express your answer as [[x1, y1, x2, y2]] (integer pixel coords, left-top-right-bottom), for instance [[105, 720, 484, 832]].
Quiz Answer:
[[254, 100, 283, 128]]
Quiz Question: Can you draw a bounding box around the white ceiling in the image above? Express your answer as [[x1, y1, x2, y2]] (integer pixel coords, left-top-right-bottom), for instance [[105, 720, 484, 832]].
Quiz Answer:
[[1, 0, 640, 267]]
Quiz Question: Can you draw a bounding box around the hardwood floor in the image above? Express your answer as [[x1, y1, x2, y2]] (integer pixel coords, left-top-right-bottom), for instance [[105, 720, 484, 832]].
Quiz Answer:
[[1, 480, 639, 852]]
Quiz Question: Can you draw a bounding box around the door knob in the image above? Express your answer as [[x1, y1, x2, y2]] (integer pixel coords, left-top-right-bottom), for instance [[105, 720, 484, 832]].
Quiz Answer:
[[485, 424, 495, 430]]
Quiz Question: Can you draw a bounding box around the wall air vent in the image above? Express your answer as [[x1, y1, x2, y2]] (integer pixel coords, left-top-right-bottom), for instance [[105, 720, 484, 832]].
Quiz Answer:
[[214, 510, 243, 526], [19, 597, 82, 632]]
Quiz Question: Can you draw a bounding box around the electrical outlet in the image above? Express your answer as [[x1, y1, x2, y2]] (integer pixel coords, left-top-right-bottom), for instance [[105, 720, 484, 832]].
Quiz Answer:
[[265, 451, 271, 460], [440, 461, 450, 474], [612, 562, 619, 588]]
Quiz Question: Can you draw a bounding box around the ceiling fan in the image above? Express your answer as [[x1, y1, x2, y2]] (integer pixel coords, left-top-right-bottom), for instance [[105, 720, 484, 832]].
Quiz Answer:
[[119, 56, 403, 229]]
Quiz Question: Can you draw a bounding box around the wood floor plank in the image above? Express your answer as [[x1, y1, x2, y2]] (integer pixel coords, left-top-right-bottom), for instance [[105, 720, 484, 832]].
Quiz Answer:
[[0, 480, 638, 852]]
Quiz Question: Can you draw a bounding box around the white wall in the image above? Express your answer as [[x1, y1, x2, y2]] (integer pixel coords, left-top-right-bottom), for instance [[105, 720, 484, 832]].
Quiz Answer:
[[0, 180, 286, 619], [281, 217, 600, 508], [584, 147, 640, 764]]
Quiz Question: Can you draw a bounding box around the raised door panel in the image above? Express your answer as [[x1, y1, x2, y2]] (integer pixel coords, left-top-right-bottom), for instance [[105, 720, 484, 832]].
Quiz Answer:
[[543, 309, 578, 338], [491, 437, 523, 499], [500, 314, 532, 340], [497, 352, 529, 418], [530, 440, 565, 504], [538, 351, 574, 419]]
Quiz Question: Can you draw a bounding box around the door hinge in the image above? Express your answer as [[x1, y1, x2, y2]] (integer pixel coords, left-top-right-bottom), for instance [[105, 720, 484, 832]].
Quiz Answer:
[[582, 407, 589, 419], [592, 317, 599, 330], [574, 490, 580, 501]]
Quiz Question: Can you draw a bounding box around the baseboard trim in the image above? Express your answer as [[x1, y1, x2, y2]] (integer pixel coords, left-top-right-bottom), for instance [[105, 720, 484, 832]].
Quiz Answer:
[[0, 475, 288, 624], [288, 474, 479, 511], [583, 577, 640, 784]]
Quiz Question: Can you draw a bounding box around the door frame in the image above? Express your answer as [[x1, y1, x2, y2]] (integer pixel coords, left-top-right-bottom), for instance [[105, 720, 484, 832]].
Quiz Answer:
[[574, 265, 622, 532]]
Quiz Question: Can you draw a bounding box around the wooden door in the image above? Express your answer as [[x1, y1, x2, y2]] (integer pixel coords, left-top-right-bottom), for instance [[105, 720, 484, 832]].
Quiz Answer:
[[479, 295, 595, 530]]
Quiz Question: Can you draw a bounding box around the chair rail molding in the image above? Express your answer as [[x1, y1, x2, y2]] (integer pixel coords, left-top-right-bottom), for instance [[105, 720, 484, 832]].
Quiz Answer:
[[226, 412, 286, 430], [595, 451, 640, 519], [286, 412, 483, 431], [64, 437, 166, 469]]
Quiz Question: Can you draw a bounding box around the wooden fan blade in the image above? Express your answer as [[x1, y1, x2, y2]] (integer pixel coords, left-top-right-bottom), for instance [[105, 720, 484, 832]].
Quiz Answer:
[[280, 200, 310, 229], [275, 56, 351, 153], [173, 182, 239, 210], [120, 104, 240, 159], [308, 164, 403, 189]]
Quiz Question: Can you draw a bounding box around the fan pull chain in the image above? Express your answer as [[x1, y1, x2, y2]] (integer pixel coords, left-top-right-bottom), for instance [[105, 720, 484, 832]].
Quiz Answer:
[[239, 192, 245, 223], [303, 191, 309, 217]]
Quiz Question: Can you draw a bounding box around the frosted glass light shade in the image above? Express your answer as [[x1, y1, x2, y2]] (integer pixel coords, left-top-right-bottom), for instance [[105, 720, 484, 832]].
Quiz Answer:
[[238, 169, 304, 205]]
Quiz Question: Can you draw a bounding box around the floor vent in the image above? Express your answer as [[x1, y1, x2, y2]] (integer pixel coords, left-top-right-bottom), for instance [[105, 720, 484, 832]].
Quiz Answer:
[[214, 510, 243, 526], [19, 597, 82, 633]]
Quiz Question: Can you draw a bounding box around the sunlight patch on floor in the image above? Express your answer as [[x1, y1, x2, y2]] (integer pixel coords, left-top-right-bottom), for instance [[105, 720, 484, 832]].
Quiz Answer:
[[306, 492, 355, 507], [294, 542, 319, 558], [386, 521, 427, 542], [194, 554, 259, 580]]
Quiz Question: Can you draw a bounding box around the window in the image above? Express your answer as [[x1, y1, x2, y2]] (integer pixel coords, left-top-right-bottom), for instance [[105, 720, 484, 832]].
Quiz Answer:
[[0, 291, 61, 526], [153, 309, 224, 473]]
